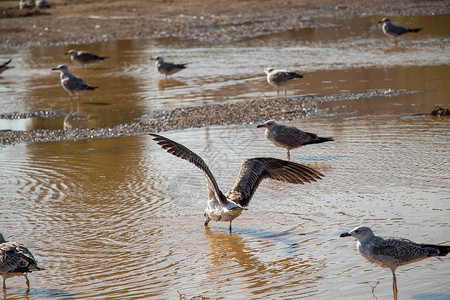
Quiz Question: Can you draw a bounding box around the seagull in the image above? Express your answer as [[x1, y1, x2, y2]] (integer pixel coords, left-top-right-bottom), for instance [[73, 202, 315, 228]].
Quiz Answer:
[[340, 226, 450, 299], [0, 233, 44, 292], [36, 0, 51, 8], [257, 120, 334, 161], [378, 18, 422, 46], [19, 0, 34, 9], [265, 68, 303, 99], [150, 133, 323, 232], [65, 50, 108, 68], [0, 58, 13, 75], [52, 65, 98, 110], [151, 56, 188, 78]]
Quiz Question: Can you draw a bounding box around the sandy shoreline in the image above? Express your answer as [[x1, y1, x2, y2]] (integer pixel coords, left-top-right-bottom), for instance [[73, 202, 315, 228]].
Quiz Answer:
[[0, 0, 448, 47], [0, 90, 411, 145]]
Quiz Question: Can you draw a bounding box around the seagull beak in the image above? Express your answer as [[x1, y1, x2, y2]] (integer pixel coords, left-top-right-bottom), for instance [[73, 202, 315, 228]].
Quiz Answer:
[[51, 67, 59, 71], [378, 20, 383, 24], [340, 232, 352, 237], [256, 124, 265, 128]]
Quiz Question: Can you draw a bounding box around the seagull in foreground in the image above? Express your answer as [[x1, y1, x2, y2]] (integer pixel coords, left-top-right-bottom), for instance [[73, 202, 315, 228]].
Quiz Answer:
[[265, 68, 303, 99], [150, 133, 323, 232], [0, 58, 13, 75], [0, 233, 44, 292], [340, 226, 450, 299], [151, 56, 188, 78], [65, 50, 108, 68], [378, 18, 422, 46], [52, 64, 98, 110], [257, 120, 334, 161]]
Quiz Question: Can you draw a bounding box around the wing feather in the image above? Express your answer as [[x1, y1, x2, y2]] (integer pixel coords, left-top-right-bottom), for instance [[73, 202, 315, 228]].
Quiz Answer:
[[226, 157, 323, 207], [150, 134, 225, 204]]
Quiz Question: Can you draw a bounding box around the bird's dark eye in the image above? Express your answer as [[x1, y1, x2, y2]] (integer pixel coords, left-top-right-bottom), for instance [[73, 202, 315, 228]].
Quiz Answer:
[[355, 230, 359, 233]]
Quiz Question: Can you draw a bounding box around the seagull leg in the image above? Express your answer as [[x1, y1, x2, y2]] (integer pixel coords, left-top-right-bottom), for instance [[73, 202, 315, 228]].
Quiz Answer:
[[284, 89, 287, 99], [277, 87, 280, 98], [25, 274, 30, 293], [391, 269, 398, 300], [229, 221, 232, 233], [2, 277, 6, 290], [287, 150, 291, 161], [204, 216, 211, 227]]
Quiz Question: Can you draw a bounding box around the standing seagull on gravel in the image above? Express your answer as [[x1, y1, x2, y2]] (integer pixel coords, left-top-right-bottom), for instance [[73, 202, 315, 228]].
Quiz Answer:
[[65, 49, 108, 68], [0, 58, 13, 76], [265, 68, 303, 99], [257, 120, 333, 161], [340, 226, 450, 299], [1, 233, 44, 292], [151, 56, 188, 78], [150, 133, 323, 232], [378, 18, 422, 46], [52, 64, 98, 110]]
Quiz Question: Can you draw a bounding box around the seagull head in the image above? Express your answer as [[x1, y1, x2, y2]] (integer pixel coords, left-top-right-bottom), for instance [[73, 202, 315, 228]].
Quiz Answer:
[[52, 64, 69, 74], [340, 226, 375, 241], [151, 56, 164, 62], [65, 49, 78, 56], [378, 18, 391, 24], [257, 120, 278, 129], [265, 67, 274, 75]]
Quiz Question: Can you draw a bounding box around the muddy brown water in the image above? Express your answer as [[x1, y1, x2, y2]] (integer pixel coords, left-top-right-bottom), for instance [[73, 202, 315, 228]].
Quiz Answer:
[[0, 15, 449, 299]]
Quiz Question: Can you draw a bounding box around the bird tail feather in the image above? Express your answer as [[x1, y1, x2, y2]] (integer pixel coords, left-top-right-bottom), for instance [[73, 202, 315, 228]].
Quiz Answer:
[[419, 244, 450, 256], [409, 28, 422, 33]]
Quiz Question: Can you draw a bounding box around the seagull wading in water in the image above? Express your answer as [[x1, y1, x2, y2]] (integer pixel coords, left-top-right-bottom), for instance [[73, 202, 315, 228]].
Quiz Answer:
[[265, 68, 303, 99], [65, 49, 108, 68], [52, 64, 98, 110], [340, 226, 450, 299], [151, 56, 188, 78], [378, 18, 422, 46], [150, 133, 323, 232], [0, 233, 44, 292], [257, 120, 334, 161]]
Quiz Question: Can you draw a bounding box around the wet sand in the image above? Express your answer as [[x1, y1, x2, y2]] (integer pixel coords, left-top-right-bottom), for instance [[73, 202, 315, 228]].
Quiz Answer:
[[0, 89, 410, 145], [1, 0, 448, 47]]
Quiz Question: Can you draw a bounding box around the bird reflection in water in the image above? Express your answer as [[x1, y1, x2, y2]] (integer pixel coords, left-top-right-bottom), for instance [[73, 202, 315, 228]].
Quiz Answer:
[[157, 78, 187, 91], [204, 227, 324, 295], [63, 105, 95, 130]]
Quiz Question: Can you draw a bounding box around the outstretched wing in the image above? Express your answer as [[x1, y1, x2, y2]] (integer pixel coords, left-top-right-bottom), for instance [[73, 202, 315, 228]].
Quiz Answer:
[[0, 58, 12, 68], [150, 134, 225, 204], [226, 157, 323, 207]]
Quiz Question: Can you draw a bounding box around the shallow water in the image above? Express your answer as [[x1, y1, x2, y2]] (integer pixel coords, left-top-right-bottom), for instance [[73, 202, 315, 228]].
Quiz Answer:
[[1, 14, 450, 300]]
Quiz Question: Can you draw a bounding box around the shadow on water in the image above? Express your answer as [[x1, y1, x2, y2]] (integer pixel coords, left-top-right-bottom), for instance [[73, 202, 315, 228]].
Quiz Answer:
[[412, 293, 450, 300], [3, 288, 75, 299]]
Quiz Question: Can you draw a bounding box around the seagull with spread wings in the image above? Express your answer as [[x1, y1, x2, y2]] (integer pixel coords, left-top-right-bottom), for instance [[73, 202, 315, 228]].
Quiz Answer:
[[150, 133, 324, 232]]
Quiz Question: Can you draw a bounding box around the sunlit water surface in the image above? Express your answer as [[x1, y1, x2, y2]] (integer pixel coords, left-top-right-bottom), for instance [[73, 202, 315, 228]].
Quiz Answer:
[[0, 14, 449, 300]]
